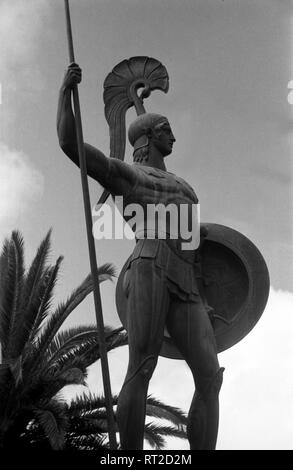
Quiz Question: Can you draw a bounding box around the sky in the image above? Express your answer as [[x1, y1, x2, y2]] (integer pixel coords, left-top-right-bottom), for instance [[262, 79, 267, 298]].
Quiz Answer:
[[0, 0, 292, 450]]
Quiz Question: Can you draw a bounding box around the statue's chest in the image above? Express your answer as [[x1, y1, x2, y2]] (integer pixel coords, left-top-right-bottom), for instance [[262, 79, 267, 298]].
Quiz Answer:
[[135, 167, 198, 205]]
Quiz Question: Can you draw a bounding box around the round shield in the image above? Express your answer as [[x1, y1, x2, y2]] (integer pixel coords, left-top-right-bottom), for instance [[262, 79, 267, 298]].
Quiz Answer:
[[115, 223, 270, 359]]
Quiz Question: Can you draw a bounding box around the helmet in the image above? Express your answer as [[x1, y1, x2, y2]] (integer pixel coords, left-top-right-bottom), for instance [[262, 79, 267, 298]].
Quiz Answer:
[[128, 113, 168, 152]]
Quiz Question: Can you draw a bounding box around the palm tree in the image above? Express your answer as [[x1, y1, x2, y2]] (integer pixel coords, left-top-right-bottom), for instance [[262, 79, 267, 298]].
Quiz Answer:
[[0, 230, 116, 449], [0, 231, 187, 450]]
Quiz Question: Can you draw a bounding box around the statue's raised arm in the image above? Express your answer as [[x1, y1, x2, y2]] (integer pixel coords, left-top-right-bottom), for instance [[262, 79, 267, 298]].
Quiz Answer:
[[57, 63, 114, 187], [57, 63, 137, 195], [57, 57, 169, 198]]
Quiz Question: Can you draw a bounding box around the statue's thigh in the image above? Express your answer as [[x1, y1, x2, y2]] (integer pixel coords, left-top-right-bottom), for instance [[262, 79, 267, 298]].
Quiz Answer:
[[166, 297, 219, 391], [126, 259, 169, 354]]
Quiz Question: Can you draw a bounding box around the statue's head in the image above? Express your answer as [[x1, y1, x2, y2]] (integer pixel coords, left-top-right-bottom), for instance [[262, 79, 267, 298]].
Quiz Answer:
[[128, 113, 175, 162]]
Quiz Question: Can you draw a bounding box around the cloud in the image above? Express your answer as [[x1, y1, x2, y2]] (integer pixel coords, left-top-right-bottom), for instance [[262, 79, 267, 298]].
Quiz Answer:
[[0, 1, 49, 235], [64, 287, 293, 450], [0, 143, 43, 232], [0, 0, 52, 136], [0, 0, 50, 94]]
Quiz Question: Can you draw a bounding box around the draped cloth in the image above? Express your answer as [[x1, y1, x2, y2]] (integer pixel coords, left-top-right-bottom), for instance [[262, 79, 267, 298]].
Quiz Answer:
[[126, 238, 202, 302]]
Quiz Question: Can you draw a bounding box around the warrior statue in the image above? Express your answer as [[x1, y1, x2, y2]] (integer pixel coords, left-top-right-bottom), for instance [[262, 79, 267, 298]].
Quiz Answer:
[[57, 57, 269, 450]]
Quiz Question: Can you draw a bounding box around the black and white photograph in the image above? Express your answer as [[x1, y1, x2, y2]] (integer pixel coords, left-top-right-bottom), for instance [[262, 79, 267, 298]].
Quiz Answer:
[[0, 0, 291, 454]]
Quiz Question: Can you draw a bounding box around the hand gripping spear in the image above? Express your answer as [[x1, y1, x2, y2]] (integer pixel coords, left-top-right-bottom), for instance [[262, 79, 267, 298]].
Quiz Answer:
[[63, 0, 117, 449]]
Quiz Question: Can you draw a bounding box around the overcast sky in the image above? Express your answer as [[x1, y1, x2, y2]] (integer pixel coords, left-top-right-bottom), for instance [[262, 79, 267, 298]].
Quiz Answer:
[[0, 0, 292, 450]]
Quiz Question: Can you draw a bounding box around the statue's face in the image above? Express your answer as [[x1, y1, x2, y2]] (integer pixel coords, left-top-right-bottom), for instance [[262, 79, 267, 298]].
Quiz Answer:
[[151, 120, 176, 157]]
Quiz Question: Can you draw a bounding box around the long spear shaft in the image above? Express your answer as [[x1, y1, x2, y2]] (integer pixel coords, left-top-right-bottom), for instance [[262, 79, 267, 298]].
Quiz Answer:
[[64, 0, 117, 449]]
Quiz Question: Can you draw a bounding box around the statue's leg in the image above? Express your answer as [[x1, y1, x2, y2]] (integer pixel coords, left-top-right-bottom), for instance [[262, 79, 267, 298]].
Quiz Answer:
[[117, 259, 169, 450], [166, 297, 224, 450]]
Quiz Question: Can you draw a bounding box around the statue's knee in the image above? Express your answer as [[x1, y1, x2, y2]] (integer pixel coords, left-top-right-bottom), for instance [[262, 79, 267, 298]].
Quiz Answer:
[[125, 355, 158, 385], [138, 355, 158, 381], [199, 367, 225, 402]]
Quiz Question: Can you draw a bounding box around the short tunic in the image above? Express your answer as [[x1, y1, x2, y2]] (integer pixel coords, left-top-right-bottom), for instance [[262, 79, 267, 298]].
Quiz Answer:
[[126, 238, 202, 302]]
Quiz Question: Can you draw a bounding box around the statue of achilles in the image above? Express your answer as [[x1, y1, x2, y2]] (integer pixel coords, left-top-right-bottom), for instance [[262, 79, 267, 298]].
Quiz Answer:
[[57, 56, 269, 450]]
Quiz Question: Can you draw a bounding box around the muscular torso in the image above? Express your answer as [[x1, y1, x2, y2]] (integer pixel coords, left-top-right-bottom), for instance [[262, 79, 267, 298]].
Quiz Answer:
[[99, 159, 200, 262], [123, 164, 199, 257]]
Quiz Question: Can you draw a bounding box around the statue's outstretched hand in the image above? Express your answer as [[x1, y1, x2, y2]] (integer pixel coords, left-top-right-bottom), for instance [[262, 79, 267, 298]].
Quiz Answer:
[[62, 63, 82, 89]]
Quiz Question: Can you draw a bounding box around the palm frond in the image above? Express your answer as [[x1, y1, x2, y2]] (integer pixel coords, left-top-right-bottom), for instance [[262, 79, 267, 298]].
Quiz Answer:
[[30, 263, 115, 372], [9, 231, 53, 358], [22, 230, 52, 311], [9, 354, 24, 386], [68, 392, 118, 416], [0, 234, 22, 356], [8, 232, 25, 348], [13, 258, 63, 362], [0, 237, 11, 346], [32, 398, 68, 450], [144, 422, 187, 450], [75, 327, 127, 369], [45, 325, 102, 363], [38, 337, 99, 378], [146, 395, 188, 427], [65, 432, 108, 450], [38, 326, 126, 381], [20, 339, 97, 398], [68, 417, 110, 435], [29, 256, 63, 341]]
